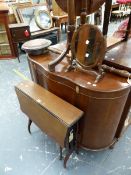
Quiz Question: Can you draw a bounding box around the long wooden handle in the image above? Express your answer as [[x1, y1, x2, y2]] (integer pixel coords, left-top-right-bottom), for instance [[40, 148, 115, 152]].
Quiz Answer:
[[102, 64, 131, 78], [80, 0, 87, 24], [67, 0, 76, 44], [67, 0, 75, 25]]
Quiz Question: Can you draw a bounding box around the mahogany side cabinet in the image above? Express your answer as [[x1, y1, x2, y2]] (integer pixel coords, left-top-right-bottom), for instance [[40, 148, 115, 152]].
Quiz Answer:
[[0, 5, 16, 59]]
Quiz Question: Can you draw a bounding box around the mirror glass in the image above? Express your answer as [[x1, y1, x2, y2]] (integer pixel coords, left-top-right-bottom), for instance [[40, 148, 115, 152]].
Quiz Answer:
[[17, 5, 48, 32], [35, 10, 52, 30], [71, 24, 106, 69]]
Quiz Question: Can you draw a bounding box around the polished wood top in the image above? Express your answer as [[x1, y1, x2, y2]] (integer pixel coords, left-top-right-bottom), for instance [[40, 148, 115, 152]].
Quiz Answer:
[[106, 36, 123, 50], [48, 37, 125, 56], [104, 39, 131, 72], [48, 38, 131, 72], [29, 51, 130, 96], [9, 23, 29, 29], [16, 80, 83, 126], [55, 0, 105, 15]]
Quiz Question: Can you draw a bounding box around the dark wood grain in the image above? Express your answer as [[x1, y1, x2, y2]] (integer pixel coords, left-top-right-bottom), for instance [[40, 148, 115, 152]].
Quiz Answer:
[[104, 39, 131, 72], [103, 0, 112, 36], [55, 0, 105, 16], [28, 51, 130, 150]]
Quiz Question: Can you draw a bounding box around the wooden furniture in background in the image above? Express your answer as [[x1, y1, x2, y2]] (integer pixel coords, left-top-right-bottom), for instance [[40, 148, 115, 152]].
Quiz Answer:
[[17, 4, 48, 32], [111, 5, 123, 20], [55, 0, 105, 16], [15, 80, 83, 168], [9, 23, 30, 43], [16, 4, 60, 42], [52, 15, 68, 32], [111, 4, 130, 21], [9, 2, 33, 23], [9, 23, 30, 61], [8, 13, 17, 24], [106, 36, 123, 50], [112, 3, 120, 9], [51, 0, 68, 32], [0, 4, 16, 59], [52, 0, 67, 16], [30, 27, 60, 43], [104, 39, 131, 72]]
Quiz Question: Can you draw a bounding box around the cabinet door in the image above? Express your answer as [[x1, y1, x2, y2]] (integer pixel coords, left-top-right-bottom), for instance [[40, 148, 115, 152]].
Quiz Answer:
[[0, 12, 16, 59]]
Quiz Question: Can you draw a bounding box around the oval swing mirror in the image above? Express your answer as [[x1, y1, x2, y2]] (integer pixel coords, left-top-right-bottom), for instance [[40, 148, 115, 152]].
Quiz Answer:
[[71, 24, 106, 69], [35, 10, 52, 30]]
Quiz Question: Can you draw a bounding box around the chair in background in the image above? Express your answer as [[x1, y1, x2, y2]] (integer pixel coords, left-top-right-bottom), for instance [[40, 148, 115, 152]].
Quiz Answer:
[[111, 4, 128, 22], [51, 0, 68, 32], [124, 4, 131, 16]]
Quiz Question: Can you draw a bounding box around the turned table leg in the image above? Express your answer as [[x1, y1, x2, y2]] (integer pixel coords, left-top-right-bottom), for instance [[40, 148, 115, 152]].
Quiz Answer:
[[59, 146, 63, 160], [64, 151, 73, 168], [28, 119, 32, 134]]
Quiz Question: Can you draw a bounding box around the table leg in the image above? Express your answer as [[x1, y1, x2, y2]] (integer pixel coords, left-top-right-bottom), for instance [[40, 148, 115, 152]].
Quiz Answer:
[[28, 119, 32, 134]]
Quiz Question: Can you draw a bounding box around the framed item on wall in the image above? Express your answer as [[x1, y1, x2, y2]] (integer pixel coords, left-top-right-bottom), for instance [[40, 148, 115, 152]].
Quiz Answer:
[[10, 2, 33, 23], [17, 4, 49, 32], [35, 10, 52, 29]]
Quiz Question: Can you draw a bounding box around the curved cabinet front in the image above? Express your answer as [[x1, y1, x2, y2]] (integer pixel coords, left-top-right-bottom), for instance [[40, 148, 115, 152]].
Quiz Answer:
[[28, 52, 130, 150]]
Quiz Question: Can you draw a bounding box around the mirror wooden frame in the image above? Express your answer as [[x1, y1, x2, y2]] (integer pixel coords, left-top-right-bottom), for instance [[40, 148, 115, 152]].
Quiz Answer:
[[35, 10, 52, 30], [71, 24, 106, 69], [17, 4, 48, 32]]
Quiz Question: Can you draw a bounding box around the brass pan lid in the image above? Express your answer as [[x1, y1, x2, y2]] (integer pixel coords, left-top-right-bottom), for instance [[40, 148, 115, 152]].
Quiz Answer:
[[22, 38, 52, 50], [55, 0, 105, 15]]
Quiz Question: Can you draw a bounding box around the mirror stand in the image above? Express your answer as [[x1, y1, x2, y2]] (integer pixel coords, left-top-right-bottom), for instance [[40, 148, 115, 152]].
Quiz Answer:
[[48, 0, 106, 80]]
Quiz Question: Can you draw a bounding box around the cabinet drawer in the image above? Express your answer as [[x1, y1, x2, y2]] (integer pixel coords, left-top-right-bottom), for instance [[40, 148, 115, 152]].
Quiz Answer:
[[9, 24, 30, 42]]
